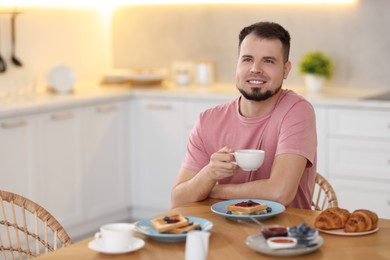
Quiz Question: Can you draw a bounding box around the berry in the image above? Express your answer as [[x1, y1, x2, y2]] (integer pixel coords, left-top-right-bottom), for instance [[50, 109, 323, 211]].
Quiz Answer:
[[195, 226, 202, 231], [266, 207, 272, 213], [226, 210, 232, 214], [247, 200, 254, 206], [163, 216, 170, 222]]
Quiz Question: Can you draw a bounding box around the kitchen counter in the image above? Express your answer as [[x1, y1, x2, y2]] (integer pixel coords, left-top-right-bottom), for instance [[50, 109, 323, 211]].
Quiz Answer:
[[1, 82, 389, 118]]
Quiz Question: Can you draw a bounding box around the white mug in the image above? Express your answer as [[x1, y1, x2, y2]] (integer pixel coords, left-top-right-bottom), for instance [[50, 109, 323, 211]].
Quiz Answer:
[[232, 149, 265, 171], [95, 223, 135, 250]]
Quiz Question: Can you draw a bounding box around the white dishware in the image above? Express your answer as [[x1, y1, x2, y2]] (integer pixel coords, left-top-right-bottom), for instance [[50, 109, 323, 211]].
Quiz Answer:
[[318, 227, 379, 236], [195, 61, 214, 86], [47, 64, 76, 94], [88, 237, 144, 254], [246, 233, 323, 256], [95, 223, 135, 251], [185, 231, 210, 260], [266, 237, 297, 249], [232, 149, 265, 171]]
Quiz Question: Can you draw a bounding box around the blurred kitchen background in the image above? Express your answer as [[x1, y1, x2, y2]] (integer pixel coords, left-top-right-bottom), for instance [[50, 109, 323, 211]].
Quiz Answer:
[[0, 0, 388, 91]]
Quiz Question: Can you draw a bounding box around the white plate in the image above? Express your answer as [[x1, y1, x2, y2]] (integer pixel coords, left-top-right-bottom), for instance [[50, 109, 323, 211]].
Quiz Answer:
[[318, 227, 379, 236], [246, 233, 323, 257], [210, 199, 285, 221], [134, 216, 213, 243], [47, 65, 76, 93], [88, 237, 145, 254]]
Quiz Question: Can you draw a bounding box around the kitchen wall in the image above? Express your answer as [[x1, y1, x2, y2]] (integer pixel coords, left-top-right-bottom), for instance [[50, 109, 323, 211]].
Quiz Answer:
[[0, 1, 389, 93], [0, 7, 112, 92], [112, 0, 390, 89]]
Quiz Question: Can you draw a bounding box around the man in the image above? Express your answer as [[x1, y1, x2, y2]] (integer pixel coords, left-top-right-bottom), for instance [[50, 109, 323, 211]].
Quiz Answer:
[[171, 21, 317, 209]]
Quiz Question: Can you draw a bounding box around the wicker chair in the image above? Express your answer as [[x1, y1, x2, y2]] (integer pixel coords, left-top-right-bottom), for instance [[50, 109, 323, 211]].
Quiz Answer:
[[0, 190, 72, 259], [311, 172, 339, 211]]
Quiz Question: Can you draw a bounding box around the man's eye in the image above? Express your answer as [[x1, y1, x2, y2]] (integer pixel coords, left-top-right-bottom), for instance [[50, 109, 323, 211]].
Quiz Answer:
[[265, 59, 275, 64]]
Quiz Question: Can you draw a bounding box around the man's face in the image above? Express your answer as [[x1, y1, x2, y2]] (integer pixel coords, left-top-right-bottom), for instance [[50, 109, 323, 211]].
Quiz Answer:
[[236, 33, 291, 101]]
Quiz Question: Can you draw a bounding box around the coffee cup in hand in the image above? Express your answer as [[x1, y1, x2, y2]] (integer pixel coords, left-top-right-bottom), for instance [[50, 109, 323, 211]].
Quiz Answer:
[[95, 223, 135, 250], [232, 149, 265, 171]]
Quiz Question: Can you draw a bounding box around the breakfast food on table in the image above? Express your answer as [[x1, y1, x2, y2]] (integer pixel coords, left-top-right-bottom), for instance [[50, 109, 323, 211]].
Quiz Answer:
[[166, 222, 202, 234], [226, 200, 271, 215], [314, 207, 379, 233], [150, 214, 203, 234], [314, 207, 351, 230], [151, 214, 189, 233], [344, 209, 378, 233]]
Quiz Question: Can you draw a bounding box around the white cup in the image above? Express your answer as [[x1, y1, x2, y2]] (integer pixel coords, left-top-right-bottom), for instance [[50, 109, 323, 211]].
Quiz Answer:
[[232, 149, 265, 171], [95, 223, 135, 250]]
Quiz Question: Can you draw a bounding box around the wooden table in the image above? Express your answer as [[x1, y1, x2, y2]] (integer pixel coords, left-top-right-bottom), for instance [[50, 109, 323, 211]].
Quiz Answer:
[[39, 199, 390, 259]]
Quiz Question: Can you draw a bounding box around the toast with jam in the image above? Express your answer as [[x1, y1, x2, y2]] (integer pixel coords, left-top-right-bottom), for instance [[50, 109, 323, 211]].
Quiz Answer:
[[226, 200, 268, 215], [151, 214, 189, 233]]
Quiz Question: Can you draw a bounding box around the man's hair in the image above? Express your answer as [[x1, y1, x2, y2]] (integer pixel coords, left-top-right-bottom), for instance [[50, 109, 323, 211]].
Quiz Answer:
[[238, 21, 291, 62]]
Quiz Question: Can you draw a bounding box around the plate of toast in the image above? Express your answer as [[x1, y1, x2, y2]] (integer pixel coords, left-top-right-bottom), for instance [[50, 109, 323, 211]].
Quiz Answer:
[[211, 199, 285, 221], [134, 214, 213, 242]]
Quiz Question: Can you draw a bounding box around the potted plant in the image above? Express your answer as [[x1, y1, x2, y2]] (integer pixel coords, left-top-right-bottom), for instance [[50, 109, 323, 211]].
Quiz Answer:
[[298, 51, 333, 92]]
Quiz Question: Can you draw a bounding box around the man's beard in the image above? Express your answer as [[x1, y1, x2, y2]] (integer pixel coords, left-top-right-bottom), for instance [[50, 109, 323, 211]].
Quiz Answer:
[[237, 84, 282, 101]]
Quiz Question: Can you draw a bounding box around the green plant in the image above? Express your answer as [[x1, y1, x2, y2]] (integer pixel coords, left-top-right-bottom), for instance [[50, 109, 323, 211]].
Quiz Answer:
[[298, 51, 333, 79]]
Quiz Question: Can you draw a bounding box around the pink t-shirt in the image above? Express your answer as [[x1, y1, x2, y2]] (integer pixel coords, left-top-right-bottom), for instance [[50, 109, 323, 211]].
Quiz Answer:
[[182, 89, 317, 209]]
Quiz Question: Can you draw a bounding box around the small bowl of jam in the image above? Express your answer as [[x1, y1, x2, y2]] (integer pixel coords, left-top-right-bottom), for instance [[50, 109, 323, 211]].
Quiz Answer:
[[261, 226, 288, 239]]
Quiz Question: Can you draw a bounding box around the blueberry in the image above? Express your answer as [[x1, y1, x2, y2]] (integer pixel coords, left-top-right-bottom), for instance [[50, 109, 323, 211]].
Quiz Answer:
[[163, 216, 170, 222], [259, 211, 265, 215], [182, 231, 188, 234], [195, 226, 202, 231], [266, 207, 272, 213], [226, 210, 232, 214], [247, 200, 254, 206]]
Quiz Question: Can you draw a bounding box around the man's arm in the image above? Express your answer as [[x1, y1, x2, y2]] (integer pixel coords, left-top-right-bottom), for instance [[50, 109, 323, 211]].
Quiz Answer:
[[171, 146, 238, 208], [209, 153, 307, 206]]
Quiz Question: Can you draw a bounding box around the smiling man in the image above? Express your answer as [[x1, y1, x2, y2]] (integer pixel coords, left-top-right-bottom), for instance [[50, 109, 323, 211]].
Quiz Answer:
[[171, 22, 317, 210]]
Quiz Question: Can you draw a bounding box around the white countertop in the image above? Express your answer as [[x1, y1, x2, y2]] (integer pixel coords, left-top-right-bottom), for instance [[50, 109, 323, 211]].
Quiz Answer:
[[1, 82, 389, 118]]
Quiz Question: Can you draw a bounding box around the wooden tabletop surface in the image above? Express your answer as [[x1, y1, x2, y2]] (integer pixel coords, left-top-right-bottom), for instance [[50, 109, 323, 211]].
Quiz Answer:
[[39, 199, 390, 260]]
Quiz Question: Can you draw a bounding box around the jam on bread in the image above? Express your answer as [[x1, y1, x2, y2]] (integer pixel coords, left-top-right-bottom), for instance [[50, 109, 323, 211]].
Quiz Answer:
[[226, 200, 270, 215]]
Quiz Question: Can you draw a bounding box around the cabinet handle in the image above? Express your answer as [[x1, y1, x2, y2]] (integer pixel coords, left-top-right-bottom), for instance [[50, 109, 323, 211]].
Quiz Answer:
[[96, 105, 117, 113], [146, 104, 172, 110], [51, 112, 74, 121], [1, 120, 26, 129]]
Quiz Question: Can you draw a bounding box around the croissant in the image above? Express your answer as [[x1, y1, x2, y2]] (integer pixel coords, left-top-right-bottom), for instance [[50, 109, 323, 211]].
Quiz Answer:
[[344, 209, 378, 233], [314, 207, 351, 230]]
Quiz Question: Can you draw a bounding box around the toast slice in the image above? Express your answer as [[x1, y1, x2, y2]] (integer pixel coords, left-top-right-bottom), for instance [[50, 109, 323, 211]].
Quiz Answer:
[[226, 200, 268, 214], [166, 222, 201, 234], [151, 214, 189, 233]]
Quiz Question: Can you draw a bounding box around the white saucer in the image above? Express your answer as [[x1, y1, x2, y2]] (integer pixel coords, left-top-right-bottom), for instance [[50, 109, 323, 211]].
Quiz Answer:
[[88, 237, 145, 254]]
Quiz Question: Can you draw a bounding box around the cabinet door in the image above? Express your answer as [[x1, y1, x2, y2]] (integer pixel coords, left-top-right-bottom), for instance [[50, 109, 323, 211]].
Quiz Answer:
[[330, 177, 390, 219], [0, 115, 36, 198], [313, 106, 327, 175], [130, 97, 185, 218], [35, 109, 83, 228], [82, 101, 128, 218]]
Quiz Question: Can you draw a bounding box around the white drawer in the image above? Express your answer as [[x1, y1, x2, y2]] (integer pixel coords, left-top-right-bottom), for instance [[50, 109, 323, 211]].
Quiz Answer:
[[328, 108, 390, 139], [328, 138, 390, 180], [329, 177, 390, 219]]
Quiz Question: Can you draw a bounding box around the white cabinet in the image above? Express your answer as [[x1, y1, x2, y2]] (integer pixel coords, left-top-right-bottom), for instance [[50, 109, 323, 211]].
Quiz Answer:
[[0, 99, 131, 240], [130, 97, 186, 219], [35, 108, 84, 228], [326, 107, 390, 219], [313, 106, 327, 175], [0, 115, 37, 198], [82, 101, 129, 221]]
